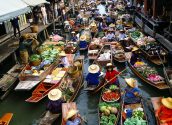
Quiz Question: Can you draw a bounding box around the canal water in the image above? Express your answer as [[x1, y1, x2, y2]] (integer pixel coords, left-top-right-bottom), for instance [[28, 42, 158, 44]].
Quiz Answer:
[[0, 4, 170, 125]]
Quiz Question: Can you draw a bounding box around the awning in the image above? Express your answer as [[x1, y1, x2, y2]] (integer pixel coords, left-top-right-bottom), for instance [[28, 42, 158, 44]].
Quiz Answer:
[[0, 0, 31, 23], [22, 0, 50, 6]]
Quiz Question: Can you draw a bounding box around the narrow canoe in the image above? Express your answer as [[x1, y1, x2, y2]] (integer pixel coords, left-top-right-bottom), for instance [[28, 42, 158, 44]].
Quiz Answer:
[[121, 99, 148, 125], [0, 113, 13, 125], [98, 85, 123, 125], [127, 61, 169, 90]]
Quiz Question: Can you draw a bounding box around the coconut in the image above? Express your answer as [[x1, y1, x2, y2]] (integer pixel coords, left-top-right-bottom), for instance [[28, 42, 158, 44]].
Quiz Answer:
[[111, 107, 118, 114]]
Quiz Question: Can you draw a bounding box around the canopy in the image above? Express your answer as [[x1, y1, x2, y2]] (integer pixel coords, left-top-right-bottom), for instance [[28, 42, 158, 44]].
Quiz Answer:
[[22, 0, 50, 6], [0, 0, 31, 23]]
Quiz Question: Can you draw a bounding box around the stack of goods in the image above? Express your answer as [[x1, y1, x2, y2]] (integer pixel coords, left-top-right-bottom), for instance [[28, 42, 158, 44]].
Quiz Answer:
[[99, 85, 121, 125], [130, 31, 144, 41], [97, 50, 111, 61], [88, 38, 102, 57], [112, 42, 126, 61], [134, 61, 164, 83]]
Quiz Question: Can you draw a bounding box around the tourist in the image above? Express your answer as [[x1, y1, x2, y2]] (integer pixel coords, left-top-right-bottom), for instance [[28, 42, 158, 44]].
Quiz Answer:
[[155, 97, 172, 124], [46, 89, 65, 114], [86, 64, 101, 87], [130, 47, 139, 65], [41, 5, 48, 25], [59, 51, 70, 67], [105, 63, 119, 86], [124, 78, 141, 104], [10, 17, 20, 38], [79, 35, 88, 49], [66, 109, 82, 125]]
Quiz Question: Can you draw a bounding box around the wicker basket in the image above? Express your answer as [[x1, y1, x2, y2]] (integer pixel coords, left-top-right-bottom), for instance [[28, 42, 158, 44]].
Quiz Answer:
[[67, 66, 80, 78], [30, 25, 38, 33]]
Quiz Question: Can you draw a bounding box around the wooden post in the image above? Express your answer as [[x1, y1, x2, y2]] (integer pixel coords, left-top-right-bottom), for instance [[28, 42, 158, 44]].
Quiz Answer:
[[144, 0, 148, 15], [153, 0, 157, 19]]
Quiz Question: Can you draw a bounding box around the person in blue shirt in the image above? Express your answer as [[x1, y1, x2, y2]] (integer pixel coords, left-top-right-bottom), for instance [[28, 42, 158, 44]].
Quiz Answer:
[[124, 78, 141, 104], [10, 17, 20, 37], [86, 64, 101, 87], [79, 35, 88, 49], [66, 109, 82, 125], [71, 31, 78, 42]]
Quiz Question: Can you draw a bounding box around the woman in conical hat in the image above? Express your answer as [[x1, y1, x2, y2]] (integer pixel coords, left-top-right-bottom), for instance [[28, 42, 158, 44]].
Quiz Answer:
[[46, 89, 65, 113], [86, 64, 101, 87], [130, 46, 139, 65], [124, 78, 141, 104], [66, 109, 82, 125], [155, 97, 172, 124]]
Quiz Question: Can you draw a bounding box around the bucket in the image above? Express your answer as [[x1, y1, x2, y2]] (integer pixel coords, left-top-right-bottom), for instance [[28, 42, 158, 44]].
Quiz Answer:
[[30, 25, 38, 33], [20, 50, 29, 64], [67, 66, 80, 78]]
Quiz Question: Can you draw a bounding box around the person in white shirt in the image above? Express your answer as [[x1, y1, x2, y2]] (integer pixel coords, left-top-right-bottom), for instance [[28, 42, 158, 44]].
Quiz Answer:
[[41, 5, 48, 25], [106, 29, 115, 41], [59, 51, 70, 67]]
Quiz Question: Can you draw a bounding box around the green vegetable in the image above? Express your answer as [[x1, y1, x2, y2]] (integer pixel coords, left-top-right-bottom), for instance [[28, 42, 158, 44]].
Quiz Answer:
[[124, 117, 147, 125], [30, 54, 41, 62]]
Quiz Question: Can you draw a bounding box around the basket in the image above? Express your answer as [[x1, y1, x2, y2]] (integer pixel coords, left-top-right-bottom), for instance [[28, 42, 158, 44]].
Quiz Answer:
[[67, 66, 80, 78], [30, 25, 38, 33], [30, 59, 41, 66], [74, 61, 82, 70]]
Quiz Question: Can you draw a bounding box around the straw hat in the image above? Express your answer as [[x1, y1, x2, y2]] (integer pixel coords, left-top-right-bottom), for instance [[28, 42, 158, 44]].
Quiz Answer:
[[161, 97, 172, 109], [59, 51, 66, 56], [109, 23, 116, 28], [108, 28, 113, 32], [48, 89, 62, 101], [125, 78, 138, 88], [88, 64, 100, 74], [90, 22, 97, 27], [66, 109, 79, 120], [80, 35, 86, 41], [106, 63, 115, 68], [119, 29, 125, 32], [132, 47, 139, 52], [71, 31, 75, 34]]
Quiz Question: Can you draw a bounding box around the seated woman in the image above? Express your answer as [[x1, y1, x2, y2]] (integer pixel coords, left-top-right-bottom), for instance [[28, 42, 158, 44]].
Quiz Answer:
[[66, 109, 82, 125], [105, 63, 119, 86], [79, 35, 88, 49], [46, 89, 65, 114], [71, 31, 78, 42], [86, 64, 101, 87], [130, 47, 139, 65], [124, 78, 141, 104], [156, 97, 172, 125], [59, 51, 70, 68], [106, 29, 115, 42]]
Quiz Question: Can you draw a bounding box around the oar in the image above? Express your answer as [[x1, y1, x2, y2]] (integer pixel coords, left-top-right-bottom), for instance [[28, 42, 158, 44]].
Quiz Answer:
[[93, 67, 129, 93]]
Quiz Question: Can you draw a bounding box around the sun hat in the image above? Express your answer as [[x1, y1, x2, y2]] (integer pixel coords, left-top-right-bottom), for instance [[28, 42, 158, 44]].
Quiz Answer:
[[109, 23, 116, 28], [106, 63, 115, 68], [59, 51, 66, 56], [132, 47, 139, 52], [80, 35, 86, 41], [90, 23, 97, 27], [161, 97, 172, 109], [65, 109, 79, 120], [71, 31, 75, 34], [48, 89, 62, 101], [88, 64, 100, 74], [125, 78, 138, 88]]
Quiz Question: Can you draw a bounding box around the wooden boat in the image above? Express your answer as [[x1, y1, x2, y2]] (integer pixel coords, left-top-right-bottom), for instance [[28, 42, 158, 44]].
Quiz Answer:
[[0, 113, 13, 125], [121, 99, 148, 125], [163, 67, 172, 95], [151, 97, 163, 125], [88, 38, 103, 60], [130, 32, 168, 65], [16, 54, 75, 91], [127, 61, 169, 90], [112, 42, 129, 63], [61, 102, 80, 125], [37, 56, 84, 124], [0, 64, 24, 100], [85, 44, 113, 91], [98, 85, 122, 125]]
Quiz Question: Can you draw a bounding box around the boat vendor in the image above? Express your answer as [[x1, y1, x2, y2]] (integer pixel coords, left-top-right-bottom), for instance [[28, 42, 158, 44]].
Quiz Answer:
[[106, 29, 115, 42], [124, 78, 141, 104], [130, 47, 139, 65], [105, 63, 119, 86], [118, 29, 127, 41], [90, 22, 98, 38], [71, 31, 78, 42], [86, 64, 101, 87], [155, 97, 172, 124], [66, 109, 82, 125], [79, 35, 88, 49], [59, 51, 70, 67], [46, 89, 65, 114]]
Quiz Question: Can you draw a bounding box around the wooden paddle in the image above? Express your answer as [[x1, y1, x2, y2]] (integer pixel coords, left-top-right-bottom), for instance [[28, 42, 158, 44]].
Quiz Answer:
[[93, 67, 129, 93]]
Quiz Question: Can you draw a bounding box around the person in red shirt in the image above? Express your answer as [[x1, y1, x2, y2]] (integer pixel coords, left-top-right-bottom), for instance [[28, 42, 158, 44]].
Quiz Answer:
[[105, 63, 119, 86], [156, 97, 172, 125]]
